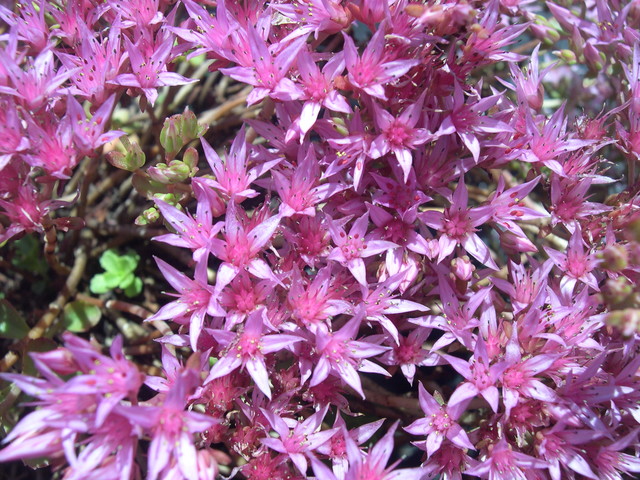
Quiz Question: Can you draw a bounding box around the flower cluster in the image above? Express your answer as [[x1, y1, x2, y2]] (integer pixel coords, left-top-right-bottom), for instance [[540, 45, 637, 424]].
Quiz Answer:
[[1, 1, 640, 480]]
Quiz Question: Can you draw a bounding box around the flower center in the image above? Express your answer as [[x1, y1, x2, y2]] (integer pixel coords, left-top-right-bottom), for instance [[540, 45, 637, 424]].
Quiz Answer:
[[442, 209, 473, 241], [340, 234, 366, 260]]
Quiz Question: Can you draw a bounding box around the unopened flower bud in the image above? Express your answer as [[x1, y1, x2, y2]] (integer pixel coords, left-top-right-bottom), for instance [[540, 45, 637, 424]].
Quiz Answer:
[[530, 21, 561, 45], [160, 116, 183, 159], [132, 170, 169, 199], [499, 229, 538, 256], [451, 256, 475, 281], [601, 277, 634, 308], [597, 244, 628, 272], [135, 206, 160, 226], [606, 309, 640, 337], [147, 161, 191, 184], [583, 42, 604, 71], [106, 137, 145, 171], [183, 146, 199, 172], [556, 49, 577, 64]]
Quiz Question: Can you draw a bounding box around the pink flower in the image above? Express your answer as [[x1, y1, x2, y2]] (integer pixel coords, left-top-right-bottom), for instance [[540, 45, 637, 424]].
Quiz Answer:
[[437, 82, 512, 163], [119, 372, 217, 480], [327, 212, 397, 285], [199, 127, 281, 202], [466, 436, 547, 479], [544, 226, 599, 294], [420, 176, 497, 268], [208, 200, 282, 291], [295, 50, 351, 135], [205, 308, 301, 399], [273, 146, 346, 217], [443, 335, 506, 413], [405, 383, 475, 457], [369, 94, 434, 181], [153, 180, 224, 263], [221, 28, 306, 105], [342, 25, 418, 100], [310, 310, 389, 398], [147, 257, 224, 350], [261, 405, 338, 475], [313, 422, 424, 480], [109, 36, 196, 106]]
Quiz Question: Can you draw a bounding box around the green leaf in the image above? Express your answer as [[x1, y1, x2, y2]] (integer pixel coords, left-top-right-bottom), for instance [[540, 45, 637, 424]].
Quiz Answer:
[[90, 273, 117, 294], [119, 271, 136, 289], [124, 277, 143, 298], [99, 249, 122, 272], [62, 301, 102, 333], [100, 249, 139, 274], [0, 300, 29, 339]]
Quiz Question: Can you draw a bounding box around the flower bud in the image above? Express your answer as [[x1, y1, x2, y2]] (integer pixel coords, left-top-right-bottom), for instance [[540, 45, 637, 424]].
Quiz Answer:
[[556, 49, 577, 64], [499, 229, 538, 256], [529, 21, 561, 45], [606, 309, 640, 337], [183, 146, 200, 172], [160, 116, 182, 159], [597, 244, 628, 272], [135, 206, 160, 226], [583, 41, 604, 71], [147, 161, 191, 184], [451, 256, 475, 282], [601, 277, 634, 309], [131, 170, 169, 199], [106, 137, 145, 171]]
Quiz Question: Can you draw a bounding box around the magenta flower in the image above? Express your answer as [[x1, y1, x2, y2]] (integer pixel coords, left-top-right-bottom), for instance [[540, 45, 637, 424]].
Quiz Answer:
[[327, 213, 397, 285], [208, 200, 282, 291], [536, 426, 600, 480], [360, 271, 430, 343], [316, 416, 384, 478], [287, 265, 350, 332], [64, 94, 124, 156], [405, 383, 475, 457], [273, 146, 346, 217], [492, 259, 554, 314], [437, 82, 512, 162], [380, 326, 440, 384], [205, 308, 301, 398], [313, 422, 424, 480], [488, 175, 546, 237], [369, 94, 434, 181], [310, 310, 389, 399], [147, 257, 224, 350], [342, 25, 418, 100], [199, 127, 281, 202], [221, 28, 306, 105], [295, 50, 351, 135], [544, 226, 599, 295], [521, 105, 595, 175], [153, 180, 224, 263], [0, 48, 77, 111], [466, 436, 547, 479], [58, 19, 125, 104], [261, 405, 338, 475], [110, 36, 196, 106], [500, 333, 558, 417], [118, 372, 217, 480], [444, 335, 506, 413], [420, 176, 497, 268], [0, 99, 29, 170]]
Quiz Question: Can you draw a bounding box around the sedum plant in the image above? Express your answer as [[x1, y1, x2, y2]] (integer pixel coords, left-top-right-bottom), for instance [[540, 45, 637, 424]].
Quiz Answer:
[[0, 1, 639, 480]]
